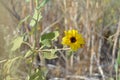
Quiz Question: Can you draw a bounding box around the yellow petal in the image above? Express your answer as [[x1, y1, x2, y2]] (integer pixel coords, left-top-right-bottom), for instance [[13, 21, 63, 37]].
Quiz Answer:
[[62, 29, 85, 51]]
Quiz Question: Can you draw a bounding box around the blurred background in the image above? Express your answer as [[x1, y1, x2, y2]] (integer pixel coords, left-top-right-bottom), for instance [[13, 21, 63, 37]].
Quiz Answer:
[[0, 0, 120, 80]]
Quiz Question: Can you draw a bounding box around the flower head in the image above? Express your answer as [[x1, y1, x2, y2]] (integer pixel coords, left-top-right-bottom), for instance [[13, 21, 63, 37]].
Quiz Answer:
[[62, 29, 85, 51]]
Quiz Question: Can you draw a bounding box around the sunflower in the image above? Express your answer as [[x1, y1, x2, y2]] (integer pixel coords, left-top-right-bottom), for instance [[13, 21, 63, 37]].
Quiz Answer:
[[62, 29, 85, 51]]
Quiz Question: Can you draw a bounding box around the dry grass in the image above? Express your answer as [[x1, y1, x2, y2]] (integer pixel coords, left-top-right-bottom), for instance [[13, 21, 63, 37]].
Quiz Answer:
[[0, 0, 120, 80]]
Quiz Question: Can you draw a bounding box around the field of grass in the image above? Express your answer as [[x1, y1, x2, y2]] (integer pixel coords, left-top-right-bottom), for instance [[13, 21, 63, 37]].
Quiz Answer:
[[0, 0, 120, 80]]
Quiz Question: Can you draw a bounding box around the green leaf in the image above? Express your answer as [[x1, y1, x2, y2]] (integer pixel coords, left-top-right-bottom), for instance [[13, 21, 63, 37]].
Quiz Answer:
[[24, 50, 33, 58], [41, 39, 51, 47], [3, 56, 21, 75], [42, 49, 57, 59], [37, 0, 49, 9], [11, 36, 23, 51], [40, 32, 55, 41], [40, 31, 59, 47], [53, 31, 59, 41], [40, 31, 59, 41], [29, 69, 41, 80], [30, 9, 42, 27], [29, 68, 47, 80]]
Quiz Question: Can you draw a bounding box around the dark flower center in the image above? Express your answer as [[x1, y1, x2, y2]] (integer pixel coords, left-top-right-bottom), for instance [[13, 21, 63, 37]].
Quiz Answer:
[[70, 37, 76, 43]]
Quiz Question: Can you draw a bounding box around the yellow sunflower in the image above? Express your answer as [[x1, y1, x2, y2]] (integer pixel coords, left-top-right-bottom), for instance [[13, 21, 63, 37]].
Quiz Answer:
[[62, 29, 85, 51]]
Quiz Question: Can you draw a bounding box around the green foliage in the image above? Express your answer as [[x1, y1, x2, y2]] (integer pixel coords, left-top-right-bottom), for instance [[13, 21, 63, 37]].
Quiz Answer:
[[39, 31, 59, 59], [3, 56, 22, 79], [29, 68, 48, 80], [30, 0, 50, 27], [42, 49, 57, 59], [30, 9, 42, 27], [24, 50, 33, 58], [3, 57, 18, 73], [40, 31, 59, 47], [11, 36, 23, 51], [40, 31, 59, 41], [36, 0, 49, 9]]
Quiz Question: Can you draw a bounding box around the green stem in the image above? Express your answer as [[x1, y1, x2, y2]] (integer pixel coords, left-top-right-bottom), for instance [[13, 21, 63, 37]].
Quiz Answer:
[[38, 48, 70, 52]]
